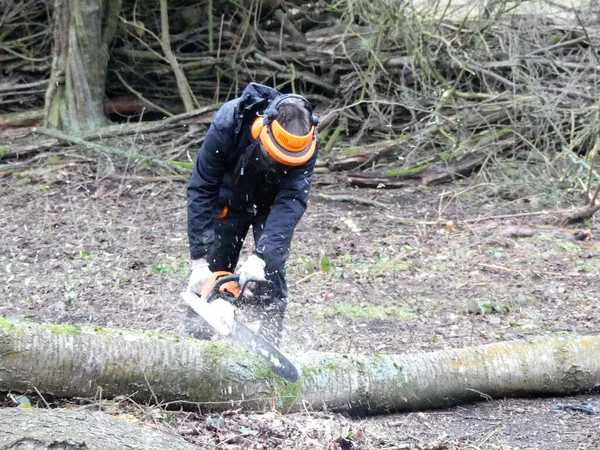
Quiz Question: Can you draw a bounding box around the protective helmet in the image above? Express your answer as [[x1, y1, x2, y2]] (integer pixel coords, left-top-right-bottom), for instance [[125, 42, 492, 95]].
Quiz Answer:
[[251, 94, 319, 166]]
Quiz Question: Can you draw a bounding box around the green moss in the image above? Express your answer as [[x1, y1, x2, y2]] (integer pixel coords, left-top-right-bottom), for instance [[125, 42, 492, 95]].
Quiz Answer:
[[92, 326, 121, 336], [204, 341, 229, 359], [472, 128, 513, 142], [273, 376, 302, 407], [385, 164, 429, 178], [324, 362, 340, 371], [0, 317, 16, 329], [47, 155, 61, 165], [336, 146, 369, 158], [46, 324, 82, 335], [0, 318, 179, 341], [0, 146, 9, 160], [253, 363, 326, 409], [170, 160, 194, 170]]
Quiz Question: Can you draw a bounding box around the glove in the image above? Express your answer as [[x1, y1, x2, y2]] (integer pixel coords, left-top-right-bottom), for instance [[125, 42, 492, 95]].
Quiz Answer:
[[187, 260, 212, 295], [238, 254, 266, 289]]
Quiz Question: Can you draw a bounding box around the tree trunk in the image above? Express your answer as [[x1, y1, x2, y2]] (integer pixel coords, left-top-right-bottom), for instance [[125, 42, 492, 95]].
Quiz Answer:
[[45, 0, 121, 132], [0, 408, 197, 450], [1, 319, 599, 414]]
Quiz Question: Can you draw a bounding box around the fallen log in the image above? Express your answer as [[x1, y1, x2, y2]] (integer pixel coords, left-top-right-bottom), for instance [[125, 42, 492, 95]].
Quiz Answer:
[[1, 319, 599, 415], [0, 408, 197, 450], [0, 96, 182, 130], [0, 110, 45, 129]]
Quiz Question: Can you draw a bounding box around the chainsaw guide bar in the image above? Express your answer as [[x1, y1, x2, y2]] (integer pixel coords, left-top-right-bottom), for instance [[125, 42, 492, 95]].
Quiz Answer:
[[182, 273, 299, 383]]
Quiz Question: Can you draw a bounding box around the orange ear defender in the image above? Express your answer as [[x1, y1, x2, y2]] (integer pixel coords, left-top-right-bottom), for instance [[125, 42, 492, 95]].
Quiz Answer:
[[251, 94, 319, 167]]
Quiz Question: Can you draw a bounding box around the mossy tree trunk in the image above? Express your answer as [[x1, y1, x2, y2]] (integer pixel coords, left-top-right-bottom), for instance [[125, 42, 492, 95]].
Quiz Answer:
[[45, 0, 121, 132], [0, 319, 599, 414]]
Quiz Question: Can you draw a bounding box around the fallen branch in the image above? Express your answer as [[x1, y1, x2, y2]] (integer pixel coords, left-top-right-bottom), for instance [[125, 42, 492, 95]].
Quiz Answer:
[[273, 9, 307, 44], [327, 140, 404, 172], [499, 226, 590, 241], [477, 263, 595, 278], [561, 204, 600, 225], [316, 110, 339, 133]]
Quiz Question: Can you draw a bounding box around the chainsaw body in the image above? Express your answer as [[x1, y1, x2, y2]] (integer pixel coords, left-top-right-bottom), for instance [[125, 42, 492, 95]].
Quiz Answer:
[[181, 272, 299, 383]]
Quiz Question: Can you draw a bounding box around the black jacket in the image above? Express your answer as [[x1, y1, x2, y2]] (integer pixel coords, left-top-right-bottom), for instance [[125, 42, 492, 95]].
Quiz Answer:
[[187, 83, 319, 269]]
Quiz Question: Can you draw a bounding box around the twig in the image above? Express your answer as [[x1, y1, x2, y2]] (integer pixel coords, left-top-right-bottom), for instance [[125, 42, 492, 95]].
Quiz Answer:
[[33, 386, 51, 408], [0, 79, 49, 93], [317, 193, 387, 208], [295, 272, 321, 284], [114, 71, 174, 118], [104, 173, 187, 183], [477, 263, 596, 278], [142, 372, 160, 406]]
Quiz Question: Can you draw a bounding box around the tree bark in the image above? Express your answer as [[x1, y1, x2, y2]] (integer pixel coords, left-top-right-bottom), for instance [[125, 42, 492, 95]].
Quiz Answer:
[[0, 408, 197, 450], [45, 0, 122, 132], [0, 319, 599, 415]]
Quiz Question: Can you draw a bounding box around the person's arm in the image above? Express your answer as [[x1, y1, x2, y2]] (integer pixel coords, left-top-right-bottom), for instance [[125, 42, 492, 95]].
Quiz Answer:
[[254, 154, 317, 270], [187, 101, 236, 261]]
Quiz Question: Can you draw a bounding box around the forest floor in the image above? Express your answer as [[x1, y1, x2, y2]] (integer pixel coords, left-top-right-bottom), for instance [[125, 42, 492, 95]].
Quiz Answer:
[[1, 156, 599, 449]]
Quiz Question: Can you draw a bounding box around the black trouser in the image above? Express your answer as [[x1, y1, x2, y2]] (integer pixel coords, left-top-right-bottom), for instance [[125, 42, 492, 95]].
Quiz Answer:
[[188, 208, 288, 344], [206, 208, 287, 300]]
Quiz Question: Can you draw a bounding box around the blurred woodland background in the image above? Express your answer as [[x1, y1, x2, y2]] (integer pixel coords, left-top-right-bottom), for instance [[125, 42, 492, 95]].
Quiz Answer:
[[1, 0, 600, 200]]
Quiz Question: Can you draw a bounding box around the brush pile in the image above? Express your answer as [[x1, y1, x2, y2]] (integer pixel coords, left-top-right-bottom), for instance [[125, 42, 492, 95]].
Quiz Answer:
[[1, 0, 599, 183]]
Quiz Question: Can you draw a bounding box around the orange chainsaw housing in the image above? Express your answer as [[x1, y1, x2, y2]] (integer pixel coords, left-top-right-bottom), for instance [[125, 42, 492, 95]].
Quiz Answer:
[[200, 271, 241, 299]]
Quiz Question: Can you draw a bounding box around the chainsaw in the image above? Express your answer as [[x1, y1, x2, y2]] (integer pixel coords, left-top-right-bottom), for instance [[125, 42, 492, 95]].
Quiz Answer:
[[181, 272, 299, 383]]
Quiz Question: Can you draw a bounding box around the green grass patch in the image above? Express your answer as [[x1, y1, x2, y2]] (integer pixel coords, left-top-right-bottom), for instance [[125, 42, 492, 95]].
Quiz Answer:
[[578, 260, 600, 273], [150, 260, 189, 276], [373, 258, 410, 272], [558, 241, 581, 253], [320, 302, 417, 320]]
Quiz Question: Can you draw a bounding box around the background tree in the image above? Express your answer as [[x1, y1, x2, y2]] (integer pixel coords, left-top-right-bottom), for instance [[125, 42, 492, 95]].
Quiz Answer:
[[44, 0, 121, 132]]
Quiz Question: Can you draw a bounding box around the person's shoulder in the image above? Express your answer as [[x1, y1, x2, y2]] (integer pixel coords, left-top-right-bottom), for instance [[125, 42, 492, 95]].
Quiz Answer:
[[212, 99, 238, 130]]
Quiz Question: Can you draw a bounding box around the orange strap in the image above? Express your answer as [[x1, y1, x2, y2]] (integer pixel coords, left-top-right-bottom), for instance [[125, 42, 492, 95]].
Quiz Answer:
[[216, 206, 228, 220]]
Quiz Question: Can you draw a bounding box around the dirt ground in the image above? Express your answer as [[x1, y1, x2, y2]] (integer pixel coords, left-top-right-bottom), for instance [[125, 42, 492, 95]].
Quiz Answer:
[[1, 159, 599, 449]]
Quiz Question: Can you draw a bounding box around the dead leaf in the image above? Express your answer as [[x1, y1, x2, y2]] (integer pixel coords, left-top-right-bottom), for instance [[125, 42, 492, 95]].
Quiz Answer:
[[114, 413, 140, 424]]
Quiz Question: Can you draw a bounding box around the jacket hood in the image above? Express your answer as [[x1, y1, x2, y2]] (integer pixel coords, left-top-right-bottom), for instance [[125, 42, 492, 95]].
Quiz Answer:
[[237, 83, 281, 116]]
